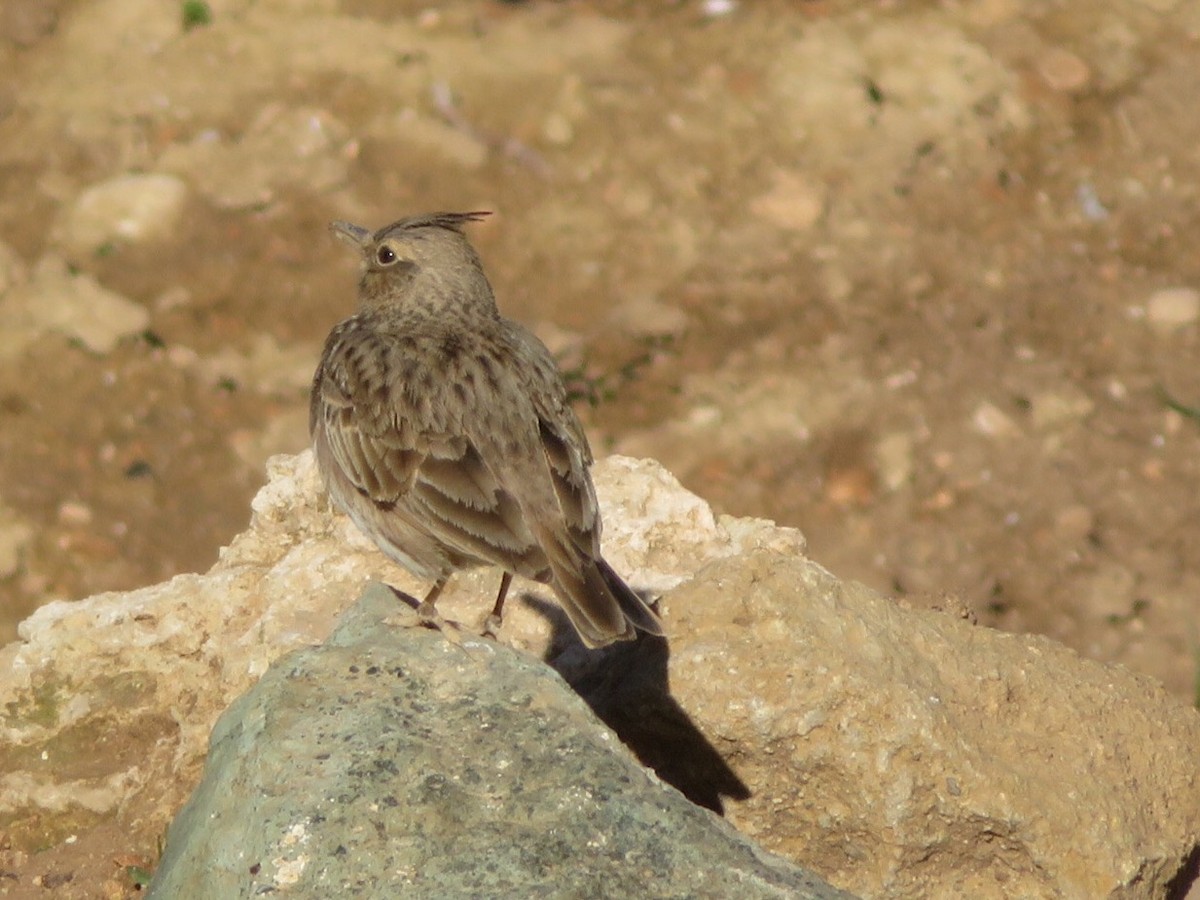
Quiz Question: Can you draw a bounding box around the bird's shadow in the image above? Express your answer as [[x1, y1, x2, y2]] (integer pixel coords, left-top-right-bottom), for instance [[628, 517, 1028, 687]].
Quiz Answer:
[[522, 592, 751, 816], [384, 583, 751, 814]]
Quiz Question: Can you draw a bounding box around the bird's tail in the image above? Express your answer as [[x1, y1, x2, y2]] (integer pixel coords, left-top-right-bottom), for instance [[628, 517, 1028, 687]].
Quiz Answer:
[[539, 528, 664, 648], [595, 557, 664, 639], [558, 555, 664, 648]]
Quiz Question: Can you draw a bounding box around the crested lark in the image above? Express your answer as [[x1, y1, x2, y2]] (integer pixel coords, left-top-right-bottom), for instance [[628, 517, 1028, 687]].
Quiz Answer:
[[310, 211, 663, 647]]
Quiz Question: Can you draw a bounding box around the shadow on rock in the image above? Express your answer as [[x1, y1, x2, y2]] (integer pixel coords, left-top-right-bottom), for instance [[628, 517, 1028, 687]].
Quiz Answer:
[[1167, 843, 1200, 900], [523, 593, 751, 815]]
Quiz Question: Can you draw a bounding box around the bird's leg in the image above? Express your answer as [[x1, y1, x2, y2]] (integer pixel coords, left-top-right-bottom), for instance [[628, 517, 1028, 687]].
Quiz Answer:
[[416, 577, 449, 630], [482, 572, 513, 639]]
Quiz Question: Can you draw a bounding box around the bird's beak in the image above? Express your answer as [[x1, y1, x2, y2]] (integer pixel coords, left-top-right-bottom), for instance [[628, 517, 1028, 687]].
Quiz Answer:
[[329, 220, 372, 249]]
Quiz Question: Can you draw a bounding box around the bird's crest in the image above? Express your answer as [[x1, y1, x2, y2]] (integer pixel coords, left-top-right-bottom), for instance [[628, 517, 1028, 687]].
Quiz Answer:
[[375, 211, 492, 240]]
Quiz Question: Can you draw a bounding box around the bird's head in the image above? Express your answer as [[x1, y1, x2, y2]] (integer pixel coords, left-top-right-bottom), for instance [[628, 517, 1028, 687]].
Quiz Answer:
[[330, 211, 495, 316]]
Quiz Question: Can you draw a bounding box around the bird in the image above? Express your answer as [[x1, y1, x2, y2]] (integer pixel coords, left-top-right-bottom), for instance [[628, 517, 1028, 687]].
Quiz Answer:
[[310, 210, 664, 648]]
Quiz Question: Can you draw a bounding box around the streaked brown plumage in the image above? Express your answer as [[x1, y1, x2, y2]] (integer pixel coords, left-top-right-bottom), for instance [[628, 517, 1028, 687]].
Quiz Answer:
[[310, 211, 663, 648]]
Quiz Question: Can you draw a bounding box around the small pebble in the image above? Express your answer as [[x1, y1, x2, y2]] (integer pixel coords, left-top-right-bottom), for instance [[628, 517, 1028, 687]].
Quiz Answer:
[[1145, 287, 1199, 331], [972, 401, 1019, 437], [1030, 388, 1094, 430], [874, 432, 914, 492], [58, 501, 94, 526], [750, 170, 825, 232], [608, 294, 689, 337], [1037, 47, 1091, 92], [1076, 184, 1109, 221], [541, 112, 574, 146]]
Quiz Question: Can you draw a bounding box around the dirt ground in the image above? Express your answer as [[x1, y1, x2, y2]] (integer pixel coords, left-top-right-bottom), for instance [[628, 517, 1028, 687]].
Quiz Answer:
[[1, 0, 1199, 895]]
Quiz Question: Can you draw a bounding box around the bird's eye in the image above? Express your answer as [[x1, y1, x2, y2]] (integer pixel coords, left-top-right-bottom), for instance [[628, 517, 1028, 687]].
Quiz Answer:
[[376, 245, 398, 266]]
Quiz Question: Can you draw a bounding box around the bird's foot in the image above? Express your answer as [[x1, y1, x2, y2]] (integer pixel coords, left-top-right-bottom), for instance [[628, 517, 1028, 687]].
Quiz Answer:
[[415, 599, 444, 628], [482, 613, 503, 641], [411, 603, 471, 649]]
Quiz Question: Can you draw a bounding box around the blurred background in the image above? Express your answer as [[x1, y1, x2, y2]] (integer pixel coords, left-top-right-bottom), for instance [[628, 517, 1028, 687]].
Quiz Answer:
[[0, 0, 1197, 703]]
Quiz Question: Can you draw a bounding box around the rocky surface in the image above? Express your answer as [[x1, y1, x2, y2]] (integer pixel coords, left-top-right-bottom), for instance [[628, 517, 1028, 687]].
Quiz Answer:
[[665, 553, 1200, 898], [3, 452, 1199, 897], [146, 582, 851, 900]]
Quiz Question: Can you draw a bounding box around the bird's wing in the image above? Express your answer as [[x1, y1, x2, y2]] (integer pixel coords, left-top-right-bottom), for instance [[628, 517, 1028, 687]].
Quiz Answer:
[[503, 324, 602, 554], [313, 318, 545, 570], [525, 410, 665, 643], [463, 326, 664, 645], [311, 319, 425, 504]]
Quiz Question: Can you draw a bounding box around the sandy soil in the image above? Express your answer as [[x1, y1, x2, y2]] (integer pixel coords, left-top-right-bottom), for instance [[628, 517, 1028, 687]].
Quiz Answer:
[[1, 0, 1198, 895]]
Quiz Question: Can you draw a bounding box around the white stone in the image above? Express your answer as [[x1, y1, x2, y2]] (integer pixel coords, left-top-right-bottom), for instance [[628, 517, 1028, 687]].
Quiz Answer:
[[1146, 287, 1199, 331], [58, 173, 188, 252], [971, 401, 1019, 437], [0, 256, 150, 357], [159, 106, 350, 209], [875, 431, 914, 491]]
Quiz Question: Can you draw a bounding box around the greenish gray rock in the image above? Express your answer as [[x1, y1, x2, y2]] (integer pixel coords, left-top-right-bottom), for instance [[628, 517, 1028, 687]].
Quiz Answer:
[[147, 582, 855, 900]]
